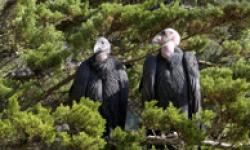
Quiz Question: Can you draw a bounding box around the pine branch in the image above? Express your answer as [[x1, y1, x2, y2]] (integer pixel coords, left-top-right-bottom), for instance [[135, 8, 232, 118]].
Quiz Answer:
[[123, 54, 215, 67], [41, 73, 75, 100], [123, 54, 148, 65], [55, 10, 98, 31], [181, 32, 199, 41], [55, 15, 87, 31]]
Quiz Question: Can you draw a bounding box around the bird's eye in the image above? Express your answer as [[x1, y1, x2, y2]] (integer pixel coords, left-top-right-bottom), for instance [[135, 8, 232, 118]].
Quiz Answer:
[[101, 41, 104, 44], [160, 31, 166, 35]]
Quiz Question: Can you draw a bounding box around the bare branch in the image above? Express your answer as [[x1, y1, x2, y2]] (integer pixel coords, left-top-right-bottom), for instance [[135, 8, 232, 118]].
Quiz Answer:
[[145, 135, 235, 149], [146, 135, 181, 145], [198, 60, 215, 66], [202, 140, 232, 148]]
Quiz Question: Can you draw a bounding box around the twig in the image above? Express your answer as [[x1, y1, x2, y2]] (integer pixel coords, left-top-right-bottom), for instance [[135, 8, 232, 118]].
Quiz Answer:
[[198, 60, 215, 66]]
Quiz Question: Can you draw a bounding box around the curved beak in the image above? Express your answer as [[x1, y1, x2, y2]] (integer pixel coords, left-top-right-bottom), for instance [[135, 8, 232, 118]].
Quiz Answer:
[[94, 43, 102, 53], [152, 35, 161, 44], [152, 34, 162, 45]]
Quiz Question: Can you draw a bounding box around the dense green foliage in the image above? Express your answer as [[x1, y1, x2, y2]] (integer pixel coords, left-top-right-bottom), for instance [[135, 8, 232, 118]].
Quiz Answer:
[[0, 0, 250, 149], [0, 97, 106, 149]]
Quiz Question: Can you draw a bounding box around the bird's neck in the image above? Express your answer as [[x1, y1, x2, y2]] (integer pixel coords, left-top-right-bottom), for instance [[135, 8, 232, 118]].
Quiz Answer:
[[160, 41, 175, 60], [95, 51, 110, 62]]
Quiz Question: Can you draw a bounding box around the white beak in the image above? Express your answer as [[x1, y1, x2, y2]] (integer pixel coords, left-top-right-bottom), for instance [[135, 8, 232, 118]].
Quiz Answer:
[[152, 34, 162, 44], [94, 43, 101, 53]]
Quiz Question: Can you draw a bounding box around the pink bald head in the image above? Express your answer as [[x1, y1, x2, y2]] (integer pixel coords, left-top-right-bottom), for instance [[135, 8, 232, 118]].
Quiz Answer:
[[152, 28, 181, 45], [152, 28, 181, 59]]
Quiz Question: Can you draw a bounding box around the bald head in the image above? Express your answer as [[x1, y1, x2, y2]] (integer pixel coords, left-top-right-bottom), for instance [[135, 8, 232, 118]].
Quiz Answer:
[[94, 37, 111, 54], [152, 28, 181, 59], [152, 28, 180, 46], [93, 37, 111, 62]]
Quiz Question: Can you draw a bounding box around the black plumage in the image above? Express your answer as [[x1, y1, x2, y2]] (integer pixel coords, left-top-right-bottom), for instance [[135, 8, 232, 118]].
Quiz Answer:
[[141, 27, 201, 150], [68, 50, 128, 137], [140, 47, 201, 118]]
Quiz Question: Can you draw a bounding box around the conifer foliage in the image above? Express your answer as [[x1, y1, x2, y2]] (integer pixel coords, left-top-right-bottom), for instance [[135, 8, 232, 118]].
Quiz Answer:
[[0, 0, 250, 149]]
